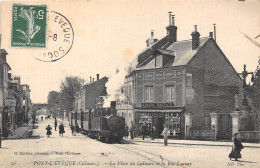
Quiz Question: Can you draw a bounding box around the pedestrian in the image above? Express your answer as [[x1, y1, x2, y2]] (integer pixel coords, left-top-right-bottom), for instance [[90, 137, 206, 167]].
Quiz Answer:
[[141, 122, 147, 140], [163, 124, 169, 146], [32, 118, 35, 128], [124, 124, 129, 139], [59, 123, 65, 137], [129, 121, 135, 140], [75, 123, 80, 135], [229, 133, 244, 161], [151, 125, 156, 140], [46, 125, 52, 138], [3, 125, 8, 139], [41, 116, 43, 121], [54, 117, 57, 131], [71, 125, 76, 136]]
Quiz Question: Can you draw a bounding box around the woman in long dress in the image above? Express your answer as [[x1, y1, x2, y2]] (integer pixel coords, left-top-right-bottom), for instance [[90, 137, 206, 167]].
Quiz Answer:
[[46, 125, 52, 138], [59, 123, 65, 137], [229, 133, 244, 161]]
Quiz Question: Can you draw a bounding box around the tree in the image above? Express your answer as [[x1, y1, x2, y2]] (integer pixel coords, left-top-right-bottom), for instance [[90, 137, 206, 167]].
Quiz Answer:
[[47, 91, 60, 105], [59, 76, 85, 111]]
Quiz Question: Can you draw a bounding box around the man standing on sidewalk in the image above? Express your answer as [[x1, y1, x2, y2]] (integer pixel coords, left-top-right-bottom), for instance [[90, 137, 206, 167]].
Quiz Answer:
[[141, 123, 147, 140], [130, 121, 135, 140], [54, 117, 57, 131], [163, 124, 169, 146]]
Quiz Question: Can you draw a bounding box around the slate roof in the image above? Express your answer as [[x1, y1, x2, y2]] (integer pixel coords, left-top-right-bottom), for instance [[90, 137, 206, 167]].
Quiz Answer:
[[166, 37, 210, 66], [136, 36, 210, 70]]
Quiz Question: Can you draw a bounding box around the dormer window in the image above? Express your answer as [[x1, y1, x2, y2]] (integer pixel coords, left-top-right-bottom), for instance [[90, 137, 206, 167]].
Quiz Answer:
[[155, 55, 163, 67]]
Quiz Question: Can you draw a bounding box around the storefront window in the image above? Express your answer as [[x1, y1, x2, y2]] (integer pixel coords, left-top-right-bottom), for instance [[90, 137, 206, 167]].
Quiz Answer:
[[144, 86, 153, 102], [138, 113, 152, 129], [165, 112, 180, 136]]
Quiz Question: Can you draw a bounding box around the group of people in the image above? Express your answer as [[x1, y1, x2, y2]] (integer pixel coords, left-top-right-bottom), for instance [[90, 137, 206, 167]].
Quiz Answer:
[[45, 117, 65, 138], [46, 118, 81, 138], [123, 121, 135, 139], [124, 122, 169, 145], [70, 123, 80, 136]]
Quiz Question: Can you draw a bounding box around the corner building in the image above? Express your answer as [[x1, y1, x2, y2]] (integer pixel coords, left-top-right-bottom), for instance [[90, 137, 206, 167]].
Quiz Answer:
[[125, 15, 242, 140]]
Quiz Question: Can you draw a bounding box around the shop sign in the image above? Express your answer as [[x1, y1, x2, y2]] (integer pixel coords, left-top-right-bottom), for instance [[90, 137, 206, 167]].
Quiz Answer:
[[186, 88, 194, 104], [5, 99, 16, 107], [142, 102, 174, 107]]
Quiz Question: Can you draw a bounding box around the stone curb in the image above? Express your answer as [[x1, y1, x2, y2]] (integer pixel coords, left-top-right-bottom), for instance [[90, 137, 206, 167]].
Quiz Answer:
[[133, 140, 260, 148]]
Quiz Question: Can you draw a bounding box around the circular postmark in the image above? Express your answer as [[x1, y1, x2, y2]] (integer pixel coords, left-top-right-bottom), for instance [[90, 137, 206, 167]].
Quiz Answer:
[[34, 11, 74, 62]]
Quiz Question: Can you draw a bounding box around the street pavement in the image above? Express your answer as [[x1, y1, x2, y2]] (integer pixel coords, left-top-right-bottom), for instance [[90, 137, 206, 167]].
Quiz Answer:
[[0, 118, 259, 168]]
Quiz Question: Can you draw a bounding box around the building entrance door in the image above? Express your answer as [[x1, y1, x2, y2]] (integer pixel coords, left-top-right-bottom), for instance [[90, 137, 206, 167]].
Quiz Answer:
[[217, 113, 232, 140], [153, 115, 164, 137]]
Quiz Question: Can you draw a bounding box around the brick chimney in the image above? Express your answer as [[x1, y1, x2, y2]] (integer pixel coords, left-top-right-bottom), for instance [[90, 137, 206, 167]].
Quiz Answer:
[[146, 30, 158, 47], [96, 74, 99, 81], [191, 25, 200, 50], [166, 12, 177, 42], [90, 76, 92, 83], [209, 32, 213, 38]]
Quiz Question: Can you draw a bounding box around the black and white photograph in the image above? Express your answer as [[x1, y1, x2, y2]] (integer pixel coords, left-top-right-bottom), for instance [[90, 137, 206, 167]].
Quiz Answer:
[[0, 0, 259, 167]]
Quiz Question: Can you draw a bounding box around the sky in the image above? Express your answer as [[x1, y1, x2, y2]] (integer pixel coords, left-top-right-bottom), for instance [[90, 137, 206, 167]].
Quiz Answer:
[[0, 0, 259, 103]]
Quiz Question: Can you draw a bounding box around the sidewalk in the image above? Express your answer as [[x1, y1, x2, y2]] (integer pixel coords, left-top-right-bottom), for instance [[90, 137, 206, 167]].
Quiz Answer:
[[55, 117, 260, 148], [7, 121, 33, 139], [130, 137, 260, 148]]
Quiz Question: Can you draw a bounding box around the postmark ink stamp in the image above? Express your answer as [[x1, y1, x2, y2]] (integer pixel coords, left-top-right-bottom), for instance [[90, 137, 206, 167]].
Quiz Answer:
[[34, 11, 74, 62], [11, 4, 74, 62], [12, 4, 47, 48]]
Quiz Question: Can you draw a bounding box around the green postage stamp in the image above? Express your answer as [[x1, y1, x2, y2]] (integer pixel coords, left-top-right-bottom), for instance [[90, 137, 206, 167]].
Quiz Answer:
[[11, 4, 47, 48]]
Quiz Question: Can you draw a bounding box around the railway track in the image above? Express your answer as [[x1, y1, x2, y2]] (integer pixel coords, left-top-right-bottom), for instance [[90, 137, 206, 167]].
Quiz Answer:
[[111, 142, 188, 168]]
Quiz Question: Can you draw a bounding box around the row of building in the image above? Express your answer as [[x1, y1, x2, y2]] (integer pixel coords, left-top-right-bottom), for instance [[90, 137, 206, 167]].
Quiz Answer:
[[0, 49, 32, 137], [73, 13, 259, 142]]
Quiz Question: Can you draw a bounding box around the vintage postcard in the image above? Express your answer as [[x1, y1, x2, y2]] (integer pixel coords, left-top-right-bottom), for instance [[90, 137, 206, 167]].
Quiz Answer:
[[0, 0, 259, 168]]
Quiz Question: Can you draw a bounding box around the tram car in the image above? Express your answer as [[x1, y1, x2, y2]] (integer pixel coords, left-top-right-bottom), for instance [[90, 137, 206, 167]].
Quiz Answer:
[[69, 101, 126, 142]]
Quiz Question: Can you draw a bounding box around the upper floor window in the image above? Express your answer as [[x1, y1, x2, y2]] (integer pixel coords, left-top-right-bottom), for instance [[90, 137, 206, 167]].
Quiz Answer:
[[165, 85, 175, 101], [144, 86, 153, 102]]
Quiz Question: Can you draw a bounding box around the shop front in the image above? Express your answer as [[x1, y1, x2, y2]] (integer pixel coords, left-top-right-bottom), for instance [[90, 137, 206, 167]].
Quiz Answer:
[[134, 103, 185, 139], [4, 98, 16, 130]]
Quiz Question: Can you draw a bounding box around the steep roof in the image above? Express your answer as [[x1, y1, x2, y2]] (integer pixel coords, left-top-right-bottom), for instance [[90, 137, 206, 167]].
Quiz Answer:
[[136, 36, 210, 69], [166, 37, 210, 66]]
